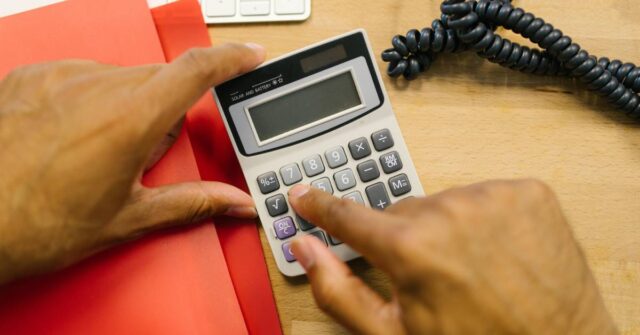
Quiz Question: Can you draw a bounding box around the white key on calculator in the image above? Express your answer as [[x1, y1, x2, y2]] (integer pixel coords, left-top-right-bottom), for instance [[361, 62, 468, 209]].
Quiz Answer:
[[214, 30, 425, 276], [200, 0, 310, 24]]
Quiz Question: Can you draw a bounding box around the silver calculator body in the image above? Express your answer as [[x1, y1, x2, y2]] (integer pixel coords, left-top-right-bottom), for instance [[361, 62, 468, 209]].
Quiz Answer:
[[214, 30, 424, 277]]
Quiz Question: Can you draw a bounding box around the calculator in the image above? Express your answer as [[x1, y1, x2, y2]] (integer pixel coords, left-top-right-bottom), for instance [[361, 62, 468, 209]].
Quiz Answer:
[[213, 30, 424, 276]]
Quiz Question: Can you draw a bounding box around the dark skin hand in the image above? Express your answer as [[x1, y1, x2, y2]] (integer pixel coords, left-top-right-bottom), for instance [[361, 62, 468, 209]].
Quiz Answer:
[[0, 43, 266, 285], [288, 180, 619, 335], [0, 41, 618, 335]]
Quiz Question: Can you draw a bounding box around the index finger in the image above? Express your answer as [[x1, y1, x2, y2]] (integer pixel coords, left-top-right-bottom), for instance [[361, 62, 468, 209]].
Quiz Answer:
[[288, 185, 400, 270], [135, 43, 265, 136]]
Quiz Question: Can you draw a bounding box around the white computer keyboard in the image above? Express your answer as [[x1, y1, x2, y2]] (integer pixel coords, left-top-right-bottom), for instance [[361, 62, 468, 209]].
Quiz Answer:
[[0, 0, 311, 24], [200, 0, 310, 24]]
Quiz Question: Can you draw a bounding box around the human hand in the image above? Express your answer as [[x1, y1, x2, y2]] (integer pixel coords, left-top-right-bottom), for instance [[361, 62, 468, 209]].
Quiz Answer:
[[0, 44, 265, 285], [288, 180, 618, 334]]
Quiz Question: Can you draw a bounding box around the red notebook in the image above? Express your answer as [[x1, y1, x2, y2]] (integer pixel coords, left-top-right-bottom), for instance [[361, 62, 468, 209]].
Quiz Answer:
[[0, 0, 281, 334]]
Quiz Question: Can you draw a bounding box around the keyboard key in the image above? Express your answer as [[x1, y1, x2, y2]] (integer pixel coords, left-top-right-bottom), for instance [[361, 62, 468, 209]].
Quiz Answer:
[[389, 174, 412, 196], [308, 230, 328, 245], [266, 194, 288, 217], [333, 168, 356, 191], [282, 241, 296, 262], [348, 137, 372, 160], [342, 191, 364, 205], [366, 182, 391, 210], [328, 235, 343, 245], [240, 0, 270, 16], [295, 214, 315, 231], [371, 129, 394, 151], [205, 0, 236, 17], [379, 151, 403, 174], [275, 0, 305, 14], [302, 154, 325, 177], [280, 163, 303, 186], [325, 146, 348, 168], [357, 159, 380, 182], [274, 216, 296, 239], [311, 177, 333, 195], [257, 171, 279, 194]]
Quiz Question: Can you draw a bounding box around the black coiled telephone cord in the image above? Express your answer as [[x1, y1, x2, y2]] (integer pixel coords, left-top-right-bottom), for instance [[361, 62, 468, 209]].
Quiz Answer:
[[381, 0, 640, 120]]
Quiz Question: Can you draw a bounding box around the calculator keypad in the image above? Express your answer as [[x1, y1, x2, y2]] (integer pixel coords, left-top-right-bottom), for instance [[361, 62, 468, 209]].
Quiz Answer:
[[256, 128, 415, 267], [302, 154, 325, 177], [280, 163, 303, 185], [389, 173, 412, 196], [274, 216, 296, 239], [282, 241, 296, 262], [333, 168, 356, 191], [257, 171, 279, 194], [266, 194, 288, 217], [379, 151, 403, 174], [357, 159, 380, 182], [311, 177, 334, 194], [371, 128, 394, 151], [325, 146, 348, 168], [365, 182, 391, 210], [348, 137, 372, 160]]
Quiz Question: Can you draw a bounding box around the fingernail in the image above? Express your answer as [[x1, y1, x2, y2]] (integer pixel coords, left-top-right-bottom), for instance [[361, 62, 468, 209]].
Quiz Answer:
[[245, 42, 266, 60], [288, 184, 310, 199], [225, 206, 258, 218], [292, 237, 315, 270]]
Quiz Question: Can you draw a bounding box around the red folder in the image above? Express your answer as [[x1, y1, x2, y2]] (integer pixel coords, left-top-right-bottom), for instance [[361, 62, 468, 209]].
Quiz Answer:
[[0, 0, 281, 334], [152, 2, 281, 334]]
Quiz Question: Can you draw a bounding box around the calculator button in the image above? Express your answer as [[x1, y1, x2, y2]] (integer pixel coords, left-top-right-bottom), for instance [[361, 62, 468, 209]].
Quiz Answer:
[[366, 182, 391, 210], [325, 146, 348, 169], [371, 129, 394, 151], [333, 168, 356, 191], [257, 171, 280, 194], [205, 0, 236, 17], [328, 235, 343, 245], [342, 191, 365, 205], [311, 177, 334, 195], [266, 194, 288, 217], [274, 216, 296, 239], [275, 0, 305, 15], [282, 241, 296, 262], [280, 163, 303, 186], [357, 159, 380, 182], [302, 154, 325, 177], [389, 174, 412, 196], [308, 230, 328, 246], [348, 137, 372, 160], [379, 151, 403, 174], [239, 1, 270, 16], [295, 214, 315, 231]]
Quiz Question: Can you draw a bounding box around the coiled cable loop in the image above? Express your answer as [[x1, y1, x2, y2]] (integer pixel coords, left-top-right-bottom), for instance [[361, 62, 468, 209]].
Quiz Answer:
[[383, 0, 640, 119]]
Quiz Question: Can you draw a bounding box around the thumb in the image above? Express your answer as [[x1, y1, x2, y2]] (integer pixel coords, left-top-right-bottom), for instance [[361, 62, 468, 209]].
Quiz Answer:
[[107, 181, 257, 240]]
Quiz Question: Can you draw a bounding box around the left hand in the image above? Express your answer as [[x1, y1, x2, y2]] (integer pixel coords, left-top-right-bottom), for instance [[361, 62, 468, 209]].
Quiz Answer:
[[0, 43, 265, 285]]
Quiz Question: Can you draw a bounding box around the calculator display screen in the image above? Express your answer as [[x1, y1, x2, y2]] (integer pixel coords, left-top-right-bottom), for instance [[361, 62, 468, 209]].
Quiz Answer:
[[248, 71, 362, 143]]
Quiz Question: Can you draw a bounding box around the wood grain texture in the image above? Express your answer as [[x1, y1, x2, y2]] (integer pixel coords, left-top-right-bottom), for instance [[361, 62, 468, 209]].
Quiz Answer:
[[207, 1, 640, 334]]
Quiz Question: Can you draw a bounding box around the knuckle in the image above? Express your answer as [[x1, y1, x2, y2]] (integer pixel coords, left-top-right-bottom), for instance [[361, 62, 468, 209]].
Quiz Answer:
[[183, 48, 212, 77]]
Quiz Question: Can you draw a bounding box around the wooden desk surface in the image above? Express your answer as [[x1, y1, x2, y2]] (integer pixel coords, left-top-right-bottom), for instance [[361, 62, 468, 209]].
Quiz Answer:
[[209, 1, 640, 334]]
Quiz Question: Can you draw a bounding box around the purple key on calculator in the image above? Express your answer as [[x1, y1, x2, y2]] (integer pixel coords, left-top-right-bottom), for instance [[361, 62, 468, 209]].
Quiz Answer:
[[274, 217, 296, 239]]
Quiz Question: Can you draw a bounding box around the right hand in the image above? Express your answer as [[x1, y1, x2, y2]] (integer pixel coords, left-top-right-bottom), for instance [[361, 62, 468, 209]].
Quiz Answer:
[[288, 179, 618, 335]]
